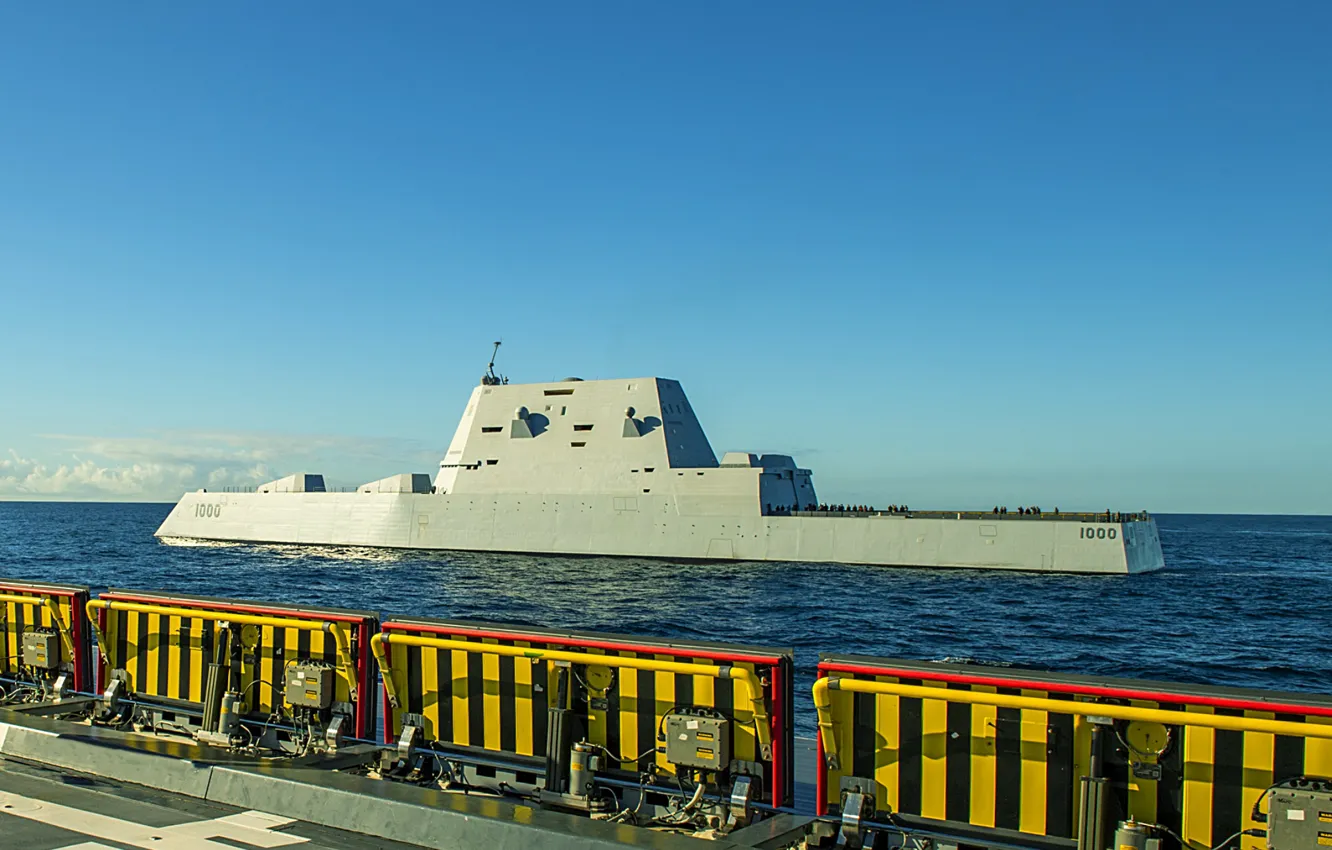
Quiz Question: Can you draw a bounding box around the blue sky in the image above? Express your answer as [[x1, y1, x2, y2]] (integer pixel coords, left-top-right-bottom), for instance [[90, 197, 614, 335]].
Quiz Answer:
[[1, 2, 1328, 513]]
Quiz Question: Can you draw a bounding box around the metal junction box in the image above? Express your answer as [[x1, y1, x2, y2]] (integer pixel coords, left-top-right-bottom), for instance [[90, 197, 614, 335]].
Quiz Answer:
[[284, 664, 334, 709], [22, 631, 59, 669], [1266, 784, 1332, 850], [663, 713, 731, 771]]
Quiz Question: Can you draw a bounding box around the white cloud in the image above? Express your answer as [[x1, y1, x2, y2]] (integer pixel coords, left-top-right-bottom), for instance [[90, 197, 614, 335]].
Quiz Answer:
[[0, 449, 271, 500], [0, 431, 438, 501]]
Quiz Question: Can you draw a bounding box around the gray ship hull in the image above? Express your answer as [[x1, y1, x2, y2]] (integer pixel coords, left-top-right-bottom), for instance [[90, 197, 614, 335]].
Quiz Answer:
[[156, 373, 1165, 574], [156, 491, 1164, 574]]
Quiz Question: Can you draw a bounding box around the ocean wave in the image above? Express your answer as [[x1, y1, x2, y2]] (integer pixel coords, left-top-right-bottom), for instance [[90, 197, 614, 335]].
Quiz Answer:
[[3, 506, 1329, 736]]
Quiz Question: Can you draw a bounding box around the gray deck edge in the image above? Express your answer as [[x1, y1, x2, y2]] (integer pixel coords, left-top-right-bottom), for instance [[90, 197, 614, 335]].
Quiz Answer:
[[0, 714, 746, 849]]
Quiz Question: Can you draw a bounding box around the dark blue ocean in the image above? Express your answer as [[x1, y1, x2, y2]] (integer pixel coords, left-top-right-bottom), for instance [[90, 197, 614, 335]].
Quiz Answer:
[[1, 504, 1328, 733]]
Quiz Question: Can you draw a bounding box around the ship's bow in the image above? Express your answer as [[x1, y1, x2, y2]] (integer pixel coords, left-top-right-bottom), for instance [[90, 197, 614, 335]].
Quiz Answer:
[[1123, 517, 1166, 573]]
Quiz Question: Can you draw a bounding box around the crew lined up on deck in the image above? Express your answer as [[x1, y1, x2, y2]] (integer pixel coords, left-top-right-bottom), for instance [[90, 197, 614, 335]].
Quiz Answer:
[[992, 505, 1052, 516], [765, 504, 908, 514]]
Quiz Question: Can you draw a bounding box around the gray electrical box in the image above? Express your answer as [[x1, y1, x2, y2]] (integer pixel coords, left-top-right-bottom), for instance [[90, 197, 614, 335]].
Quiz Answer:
[[663, 713, 731, 771], [22, 631, 59, 669], [284, 664, 334, 709], [1267, 784, 1332, 850]]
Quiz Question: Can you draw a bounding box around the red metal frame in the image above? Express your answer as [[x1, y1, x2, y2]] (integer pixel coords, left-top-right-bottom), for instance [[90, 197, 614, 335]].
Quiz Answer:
[[69, 594, 89, 693], [770, 662, 787, 807], [355, 620, 375, 740], [95, 605, 108, 693], [0, 583, 79, 596], [99, 591, 371, 624], [819, 661, 1332, 718], [816, 716, 827, 815], [381, 621, 785, 665], [813, 659, 1332, 816]]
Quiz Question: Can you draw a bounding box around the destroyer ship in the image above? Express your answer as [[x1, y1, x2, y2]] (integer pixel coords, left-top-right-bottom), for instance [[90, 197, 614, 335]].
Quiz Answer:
[[156, 349, 1164, 574]]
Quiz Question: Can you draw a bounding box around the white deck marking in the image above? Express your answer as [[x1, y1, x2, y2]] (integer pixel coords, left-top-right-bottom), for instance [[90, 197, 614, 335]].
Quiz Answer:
[[213, 811, 301, 830], [0, 790, 309, 849]]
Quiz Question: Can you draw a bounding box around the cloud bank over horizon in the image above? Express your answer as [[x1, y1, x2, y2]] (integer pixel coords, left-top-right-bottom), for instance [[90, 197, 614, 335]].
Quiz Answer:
[[0, 432, 438, 501], [2, 432, 1327, 514]]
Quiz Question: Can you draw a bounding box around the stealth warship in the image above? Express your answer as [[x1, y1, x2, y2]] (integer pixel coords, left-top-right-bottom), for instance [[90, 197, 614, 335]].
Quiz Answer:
[[157, 349, 1164, 574]]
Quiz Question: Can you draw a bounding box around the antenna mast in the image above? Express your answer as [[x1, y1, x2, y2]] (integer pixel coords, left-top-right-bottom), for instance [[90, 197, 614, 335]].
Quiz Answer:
[[482, 340, 507, 385]]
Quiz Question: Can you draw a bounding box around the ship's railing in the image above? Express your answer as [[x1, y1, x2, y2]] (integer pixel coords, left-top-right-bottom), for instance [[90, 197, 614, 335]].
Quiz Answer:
[[198, 487, 1149, 521], [209, 485, 364, 493], [789, 509, 1150, 522]]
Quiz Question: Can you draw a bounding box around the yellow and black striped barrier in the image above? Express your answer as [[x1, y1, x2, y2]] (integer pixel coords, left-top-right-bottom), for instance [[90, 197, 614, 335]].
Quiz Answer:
[[11, 575, 1332, 850], [0, 579, 91, 692], [814, 655, 1332, 850], [375, 617, 797, 808], [88, 589, 380, 740]]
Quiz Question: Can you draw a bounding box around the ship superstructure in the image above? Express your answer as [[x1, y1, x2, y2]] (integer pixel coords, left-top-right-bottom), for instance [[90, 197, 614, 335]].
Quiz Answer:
[[156, 369, 1164, 574]]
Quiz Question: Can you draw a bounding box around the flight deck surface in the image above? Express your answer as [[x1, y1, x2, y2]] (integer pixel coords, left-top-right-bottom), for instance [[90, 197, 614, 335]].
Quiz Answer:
[[0, 756, 422, 850]]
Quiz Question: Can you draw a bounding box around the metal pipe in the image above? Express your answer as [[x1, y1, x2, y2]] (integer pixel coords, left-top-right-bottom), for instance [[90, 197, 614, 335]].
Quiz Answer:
[[1088, 722, 1105, 779], [200, 627, 230, 733], [0, 593, 77, 663], [813, 677, 1332, 768], [592, 774, 804, 817], [545, 663, 573, 794], [855, 816, 1065, 850], [372, 632, 772, 758], [86, 600, 359, 701]]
